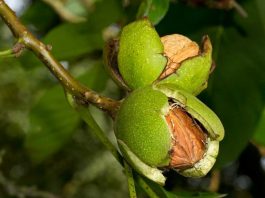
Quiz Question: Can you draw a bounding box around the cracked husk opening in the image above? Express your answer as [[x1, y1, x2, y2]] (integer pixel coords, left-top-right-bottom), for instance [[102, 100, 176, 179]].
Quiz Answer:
[[159, 34, 200, 79], [165, 103, 207, 169]]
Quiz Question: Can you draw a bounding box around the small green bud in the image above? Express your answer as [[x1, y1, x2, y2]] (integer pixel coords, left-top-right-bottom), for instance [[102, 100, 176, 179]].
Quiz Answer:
[[114, 85, 224, 179]]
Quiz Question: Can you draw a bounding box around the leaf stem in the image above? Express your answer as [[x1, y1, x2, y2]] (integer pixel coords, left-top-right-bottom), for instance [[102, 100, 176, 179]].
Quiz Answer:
[[75, 103, 123, 164], [135, 176, 160, 198], [0, 0, 120, 117], [0, 49, 13, 57], [124, 160, 137, 198]]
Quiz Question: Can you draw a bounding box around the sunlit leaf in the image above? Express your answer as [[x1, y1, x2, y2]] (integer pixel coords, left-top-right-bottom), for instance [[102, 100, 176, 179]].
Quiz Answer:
[[137, 0, 169, 25], [43, 0, 123, 60]]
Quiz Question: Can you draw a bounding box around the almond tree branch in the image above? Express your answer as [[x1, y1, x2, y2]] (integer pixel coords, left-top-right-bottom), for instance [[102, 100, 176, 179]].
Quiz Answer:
[[0, 0, 120, 118]]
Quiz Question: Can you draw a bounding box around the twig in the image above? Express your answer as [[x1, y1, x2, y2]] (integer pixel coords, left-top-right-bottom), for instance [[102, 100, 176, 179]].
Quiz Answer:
[[124, 160, 137, 198], [0, 0, 120, 118]]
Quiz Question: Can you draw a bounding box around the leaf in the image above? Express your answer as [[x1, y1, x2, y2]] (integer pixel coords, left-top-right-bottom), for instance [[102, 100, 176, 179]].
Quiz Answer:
[[25, 63, 108, 162], [139, 177, 225, 198], [43, 0, 123, 60], [78, 62, 109, 92], [19, 0, 124, 70], [137, 0, 169, 25], [43, 23, 102, 60], [25, 86, 79, 163], [157, 0, 265, 167], [253, 107, 265, 146], [206, 0, 265, 167], [21, 1, 59, 33], [64, 0, 87, 17]]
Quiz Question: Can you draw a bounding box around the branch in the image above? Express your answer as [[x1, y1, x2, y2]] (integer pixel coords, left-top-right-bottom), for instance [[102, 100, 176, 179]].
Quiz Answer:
[[0, 0, 120, 118]]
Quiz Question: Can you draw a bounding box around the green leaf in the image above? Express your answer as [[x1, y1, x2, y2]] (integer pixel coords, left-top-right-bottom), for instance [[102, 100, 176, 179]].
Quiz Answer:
[[137, 0, 169, 25], [78, 62, 109, 92], [64, 0, 87, 17], [139, 177, 224, 198], [25, 63, 108, 162], [19, 0, 123, 70], [21, 1, 59, 33], [43, 22, 103, 60], [206, 0, 265, 167], [43, 0, 123, 60], [25, 86, 79, 163], [253, 107, 265, 146], [157, 0, 265, 167]]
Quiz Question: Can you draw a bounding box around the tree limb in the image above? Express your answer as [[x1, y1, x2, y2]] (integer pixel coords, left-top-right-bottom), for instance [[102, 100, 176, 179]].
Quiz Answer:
[[0, 0, 120, 118]]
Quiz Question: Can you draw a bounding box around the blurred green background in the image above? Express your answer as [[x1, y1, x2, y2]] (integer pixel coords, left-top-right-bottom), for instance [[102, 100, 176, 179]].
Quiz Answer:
[[1, 0, 265, 197]]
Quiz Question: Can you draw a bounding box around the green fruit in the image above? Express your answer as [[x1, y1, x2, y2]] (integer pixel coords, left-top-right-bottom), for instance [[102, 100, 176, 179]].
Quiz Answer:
[[115, 85, 224, 178], [117, 19, 167, 90], [106, 19, 213, 95]]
